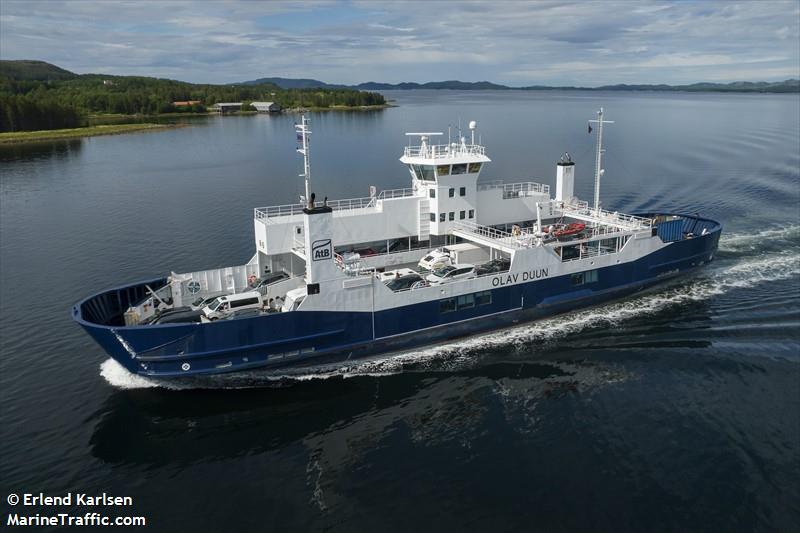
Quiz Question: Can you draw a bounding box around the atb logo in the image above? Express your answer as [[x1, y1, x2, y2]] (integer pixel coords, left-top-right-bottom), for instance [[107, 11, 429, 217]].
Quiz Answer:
[[311, 239, 332, 262]]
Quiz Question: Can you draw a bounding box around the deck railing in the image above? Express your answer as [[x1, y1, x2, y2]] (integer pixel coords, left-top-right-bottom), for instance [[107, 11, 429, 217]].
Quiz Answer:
[[477, 180, 551, 198], [254, 188, 418, 223], [403, 143, 486, 159], [450, 221, 527, 249], [377, 187, 417, 200], [557, 201, 653, 229], [560, 244, 620, 263]]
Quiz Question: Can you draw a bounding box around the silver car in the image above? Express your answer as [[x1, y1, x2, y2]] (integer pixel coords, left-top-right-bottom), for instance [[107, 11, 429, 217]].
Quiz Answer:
[[425, 264, 476, 285]]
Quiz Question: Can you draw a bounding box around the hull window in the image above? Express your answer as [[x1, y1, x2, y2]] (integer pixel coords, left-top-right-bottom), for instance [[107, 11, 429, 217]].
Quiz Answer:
[[571, 270, 599, 286]]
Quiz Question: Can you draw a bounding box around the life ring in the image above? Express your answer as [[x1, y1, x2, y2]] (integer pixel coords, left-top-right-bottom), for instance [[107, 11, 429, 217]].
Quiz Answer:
[[248, 275, 257, 285]]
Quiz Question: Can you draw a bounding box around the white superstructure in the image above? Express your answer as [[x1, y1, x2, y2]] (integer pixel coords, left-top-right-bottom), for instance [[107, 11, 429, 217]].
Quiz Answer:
[[162, 112, 662, 318]]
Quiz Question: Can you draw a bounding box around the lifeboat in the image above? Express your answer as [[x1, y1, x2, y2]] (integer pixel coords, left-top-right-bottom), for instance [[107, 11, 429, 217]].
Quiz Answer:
[[543, 222, 586, 239]]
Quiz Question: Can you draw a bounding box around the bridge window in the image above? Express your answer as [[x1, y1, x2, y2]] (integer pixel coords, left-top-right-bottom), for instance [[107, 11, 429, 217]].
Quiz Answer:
[[452, 163, 467, 175], [459, 187, 466, 196], [413, 165, 435, 182], [469, 163, 482, 173], [469, 209, 475, 219], [449, 188, 455, 197], [436, 165, 450, 176], [429, 189, 435, 198], [439, 213, 446, 222], [460, 211, 465, 220]]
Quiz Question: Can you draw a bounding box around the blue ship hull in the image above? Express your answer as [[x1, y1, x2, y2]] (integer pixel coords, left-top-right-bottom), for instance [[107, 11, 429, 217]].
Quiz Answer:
[[73, 214, 721, 378]]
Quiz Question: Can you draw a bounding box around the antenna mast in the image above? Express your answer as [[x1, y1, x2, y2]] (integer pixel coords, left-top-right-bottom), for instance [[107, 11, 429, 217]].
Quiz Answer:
[[295, 115, 312, 204], [588, 108, 614, 213]]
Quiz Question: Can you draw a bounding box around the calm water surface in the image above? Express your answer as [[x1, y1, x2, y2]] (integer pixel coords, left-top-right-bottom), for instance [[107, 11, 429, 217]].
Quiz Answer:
[[1, 90, 799, 532]]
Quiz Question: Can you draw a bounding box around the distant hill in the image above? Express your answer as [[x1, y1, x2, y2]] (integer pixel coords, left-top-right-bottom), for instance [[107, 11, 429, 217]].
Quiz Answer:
[[241, 75, 800, 93], [242, 78, 510, 91], [0, 60, 77, 81], [586, 80, 800, 93], [241, 77, 349, 89], [355, 80, 510, 91], [1, 61, 386, 133]]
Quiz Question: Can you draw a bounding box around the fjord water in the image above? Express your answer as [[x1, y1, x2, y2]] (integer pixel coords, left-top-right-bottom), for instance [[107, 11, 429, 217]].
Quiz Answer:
[[1, 90, 798, 531]]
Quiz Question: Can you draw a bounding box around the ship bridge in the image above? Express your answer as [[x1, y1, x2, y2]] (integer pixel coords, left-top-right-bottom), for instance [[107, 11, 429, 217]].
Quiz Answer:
[[252, 118, 553, 279]]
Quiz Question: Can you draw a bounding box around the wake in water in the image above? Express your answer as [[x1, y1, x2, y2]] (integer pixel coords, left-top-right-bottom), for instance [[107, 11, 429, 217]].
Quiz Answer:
[[101, 225, 800, 390]]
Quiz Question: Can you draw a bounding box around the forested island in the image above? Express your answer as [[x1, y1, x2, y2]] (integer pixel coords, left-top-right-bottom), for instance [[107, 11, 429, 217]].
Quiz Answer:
[[0, 60, 387, 134]]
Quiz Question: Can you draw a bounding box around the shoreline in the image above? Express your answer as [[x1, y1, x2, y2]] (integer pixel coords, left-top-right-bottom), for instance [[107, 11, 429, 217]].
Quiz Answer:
[[86, 103, 395, 120], [1, 104, 395, 144], [0, 123, 184, 144]]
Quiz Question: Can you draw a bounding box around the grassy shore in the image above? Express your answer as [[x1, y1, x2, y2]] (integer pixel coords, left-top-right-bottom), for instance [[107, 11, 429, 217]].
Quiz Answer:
[[0, 105, 393, 144], [285, 104, 395, 112], [86, 104, 394, 120], [0, 123, 182, 144]]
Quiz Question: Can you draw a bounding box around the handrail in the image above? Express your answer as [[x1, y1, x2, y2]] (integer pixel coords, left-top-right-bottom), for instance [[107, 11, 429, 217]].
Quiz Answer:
[[255, 188, 418, 223], [403, 143, 486, 159], [476, 180, 551, 197], [450, 221, 526, 249], [557, 201, 653, 228], [377, 187, 417, 200]]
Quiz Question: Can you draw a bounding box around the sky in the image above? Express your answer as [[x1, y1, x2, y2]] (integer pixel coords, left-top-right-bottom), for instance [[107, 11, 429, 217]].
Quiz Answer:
[[1, 0, 799, 86]]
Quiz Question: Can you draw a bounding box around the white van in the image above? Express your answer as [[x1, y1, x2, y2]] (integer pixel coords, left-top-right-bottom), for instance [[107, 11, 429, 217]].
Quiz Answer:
[[378, 268, 417, 282], [281, 287, 307, 312], [202, 291, 263, 320], [418, 248, 453, 271], [446, 243, 490, 265]]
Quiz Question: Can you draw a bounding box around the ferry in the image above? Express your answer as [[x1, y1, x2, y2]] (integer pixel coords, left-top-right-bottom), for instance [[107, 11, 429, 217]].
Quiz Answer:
[[73, 109, 722, 378]]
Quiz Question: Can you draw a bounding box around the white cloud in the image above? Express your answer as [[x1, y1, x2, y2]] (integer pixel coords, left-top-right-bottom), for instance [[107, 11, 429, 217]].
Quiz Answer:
[[0, 0, 797, 85]]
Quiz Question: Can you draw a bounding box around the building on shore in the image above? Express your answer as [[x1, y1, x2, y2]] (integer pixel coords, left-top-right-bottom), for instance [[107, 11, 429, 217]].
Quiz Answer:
[[210, 102, 243, 114], [173, 100, 202, 107], [251, 101, 282, 113]]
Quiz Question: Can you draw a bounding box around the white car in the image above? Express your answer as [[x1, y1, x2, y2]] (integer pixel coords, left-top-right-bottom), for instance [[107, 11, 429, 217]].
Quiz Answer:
[[378, 268, 418, 283], [425, 264, 477, 285], [418, 248, 453, 271]]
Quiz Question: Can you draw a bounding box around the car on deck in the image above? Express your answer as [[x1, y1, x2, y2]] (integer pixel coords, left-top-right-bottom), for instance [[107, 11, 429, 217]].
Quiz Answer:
[[425, 264, 477, 285], [475, 257, 511, 275], [418, 248, 453, 271], [385, 273, 426, 291]]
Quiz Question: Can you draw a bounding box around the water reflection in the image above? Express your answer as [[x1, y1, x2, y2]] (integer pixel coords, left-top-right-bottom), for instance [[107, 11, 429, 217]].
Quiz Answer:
[[0, 138, 83, 163], [88, 359, 625, 469]]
